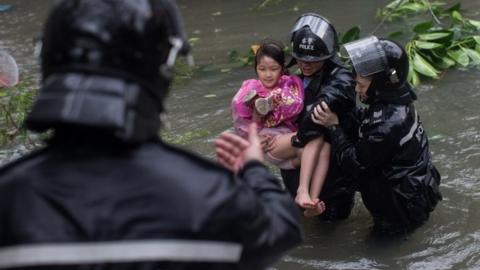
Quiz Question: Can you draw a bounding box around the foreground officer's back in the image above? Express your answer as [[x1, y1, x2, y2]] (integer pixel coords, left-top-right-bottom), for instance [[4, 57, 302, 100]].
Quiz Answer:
[[0, 0, 302, 269]]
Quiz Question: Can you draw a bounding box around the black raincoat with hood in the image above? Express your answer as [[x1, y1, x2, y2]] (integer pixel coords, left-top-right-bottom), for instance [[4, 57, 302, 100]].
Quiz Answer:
[[329, 87, 442, 234]]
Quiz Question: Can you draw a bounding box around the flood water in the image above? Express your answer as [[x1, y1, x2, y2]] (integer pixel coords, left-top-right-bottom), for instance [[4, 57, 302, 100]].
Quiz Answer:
[[1, 0, 479, 269]]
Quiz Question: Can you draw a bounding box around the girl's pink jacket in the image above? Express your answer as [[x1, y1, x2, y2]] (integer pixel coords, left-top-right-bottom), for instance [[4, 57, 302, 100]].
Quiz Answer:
[[232, 75, 304, 137]]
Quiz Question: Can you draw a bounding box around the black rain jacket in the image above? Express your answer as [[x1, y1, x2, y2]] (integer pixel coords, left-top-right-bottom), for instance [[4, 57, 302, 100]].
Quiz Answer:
[[330, 101, 442, 232], [0, 136, 302, 270], [294, 63, 357, 146]]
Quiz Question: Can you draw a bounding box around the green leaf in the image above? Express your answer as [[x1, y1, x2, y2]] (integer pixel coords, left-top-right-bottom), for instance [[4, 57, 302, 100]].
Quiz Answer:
[[417, 32, 452, 41], [462, 48, 480, 65], [188, 37, 200, 44], [397, 3, 425, 12], [385, 0, 402, 10], [414, 40, 443, 49], [341, 26, 361, 44], [429, 1, 446, 7], [411, 70, 421, 86], [447, 49, 469, 67], [430, 134, 446, 140], [473, 36, 480, 45], [439, 57, 456, 68], [412, 53, 440, 78], [468, 19, 480, 30], [413, 21, 433, 33], [451, 10, 464, 23], [388, 31, 404, 39], [407, 58, 420, 86]]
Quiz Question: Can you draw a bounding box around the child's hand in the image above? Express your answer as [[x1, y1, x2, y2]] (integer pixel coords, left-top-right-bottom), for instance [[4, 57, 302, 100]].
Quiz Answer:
[[263, 135, 277, 153], [259, 134, 272, 152]]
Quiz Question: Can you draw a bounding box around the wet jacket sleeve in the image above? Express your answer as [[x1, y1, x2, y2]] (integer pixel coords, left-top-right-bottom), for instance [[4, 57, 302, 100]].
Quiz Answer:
[[234, 161, 302, 269], [295, 68, 355, 147], [311, 68, 356, 115], [329, 120, 398, 178]]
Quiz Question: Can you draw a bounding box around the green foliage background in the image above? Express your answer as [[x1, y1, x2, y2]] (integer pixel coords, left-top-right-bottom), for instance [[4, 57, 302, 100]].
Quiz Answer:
[[378, 0, 480, 86], [233, 0, 480, 86], [0, 77, 37, 147]]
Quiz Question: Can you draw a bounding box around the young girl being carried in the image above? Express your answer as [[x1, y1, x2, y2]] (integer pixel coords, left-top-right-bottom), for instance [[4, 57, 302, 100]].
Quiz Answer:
[[231, 40, 328, 217]]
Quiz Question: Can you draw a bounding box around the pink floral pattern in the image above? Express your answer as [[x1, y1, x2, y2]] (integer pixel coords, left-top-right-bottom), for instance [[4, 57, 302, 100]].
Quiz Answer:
[[231, 75, 304, 137]]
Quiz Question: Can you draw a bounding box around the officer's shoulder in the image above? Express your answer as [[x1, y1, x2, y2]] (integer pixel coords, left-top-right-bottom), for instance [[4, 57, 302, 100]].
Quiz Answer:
[[0, 148, 48, 184], [326, 65, 354, 84], [331, 65, 349, 75], [367, 104, 411, 135]]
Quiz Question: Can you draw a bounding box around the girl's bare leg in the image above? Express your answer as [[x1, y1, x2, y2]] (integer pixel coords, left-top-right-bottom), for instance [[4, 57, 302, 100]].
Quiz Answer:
[[295, 138, 322, 209], [267, 132, 298, 160], [310, 142, 330, 199], [304, 142, 331, 217], [266, 132, 324, 210]]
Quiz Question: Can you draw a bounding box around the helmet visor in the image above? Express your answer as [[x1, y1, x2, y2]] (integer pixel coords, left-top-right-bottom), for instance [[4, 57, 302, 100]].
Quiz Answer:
[[290, 14, 337, 59], [291, 14, 333, 41], [342, 36, 387, 77], [0, 51, 19, 87]]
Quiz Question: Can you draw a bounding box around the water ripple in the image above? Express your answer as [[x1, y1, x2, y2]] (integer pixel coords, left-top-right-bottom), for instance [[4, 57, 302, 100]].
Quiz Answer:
[[282, 255, 387, 270], [404, 237, 480, 270]]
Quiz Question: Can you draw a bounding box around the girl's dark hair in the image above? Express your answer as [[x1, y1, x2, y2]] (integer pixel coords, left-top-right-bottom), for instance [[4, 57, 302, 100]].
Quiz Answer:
[[254, 39, 287, 74]]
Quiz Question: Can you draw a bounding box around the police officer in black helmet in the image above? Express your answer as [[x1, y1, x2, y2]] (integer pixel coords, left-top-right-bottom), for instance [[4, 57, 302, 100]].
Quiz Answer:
[[312, 36, 442, 235], [0, 0, 301, 269], [279, 13, 358, 221]]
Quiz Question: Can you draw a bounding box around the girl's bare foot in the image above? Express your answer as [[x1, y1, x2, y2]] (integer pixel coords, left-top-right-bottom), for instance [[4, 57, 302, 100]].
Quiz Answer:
[[304, 201, 326, 218], [295, 192, 315, 209]]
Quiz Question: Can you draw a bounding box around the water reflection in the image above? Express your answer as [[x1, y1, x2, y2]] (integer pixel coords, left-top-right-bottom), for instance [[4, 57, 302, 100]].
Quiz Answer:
[[1, 0, 479, 269]]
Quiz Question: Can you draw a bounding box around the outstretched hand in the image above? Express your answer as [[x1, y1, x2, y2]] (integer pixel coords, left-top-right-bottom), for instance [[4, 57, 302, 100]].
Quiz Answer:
[[311, 101, 339, 127], [214, 123, 264, 174]]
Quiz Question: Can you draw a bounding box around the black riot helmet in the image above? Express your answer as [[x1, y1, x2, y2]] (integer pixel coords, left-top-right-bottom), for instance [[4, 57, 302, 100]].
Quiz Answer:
[[342, 36, 415, 104], [290, 13, 338, 62], [26, 0, 192, 142]]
